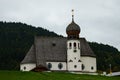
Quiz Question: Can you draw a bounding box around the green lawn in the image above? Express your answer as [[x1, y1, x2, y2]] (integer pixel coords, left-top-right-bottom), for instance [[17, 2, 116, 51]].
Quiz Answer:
[[0, 71, 120, 80]]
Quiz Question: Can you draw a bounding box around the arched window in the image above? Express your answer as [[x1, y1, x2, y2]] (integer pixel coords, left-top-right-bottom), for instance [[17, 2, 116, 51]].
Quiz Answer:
[[78, 43, 80, 49], [58, 63, 63, 69], [74, 42, 76, 48], [69, 43, 72, 49], [82, 64, 85, 70], [48, 63, 52, 70]]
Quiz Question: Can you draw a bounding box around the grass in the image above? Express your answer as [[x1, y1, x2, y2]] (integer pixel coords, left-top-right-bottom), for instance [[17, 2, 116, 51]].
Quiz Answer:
[[0, 71, 120, 80]]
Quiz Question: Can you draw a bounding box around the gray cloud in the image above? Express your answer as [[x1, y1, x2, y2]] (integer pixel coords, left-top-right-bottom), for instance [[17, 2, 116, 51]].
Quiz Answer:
[[0, 0, 120, 51]]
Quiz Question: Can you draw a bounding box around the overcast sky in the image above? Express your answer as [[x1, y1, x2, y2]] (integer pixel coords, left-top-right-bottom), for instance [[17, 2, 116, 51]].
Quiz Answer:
[[0, 0, 120, 51]]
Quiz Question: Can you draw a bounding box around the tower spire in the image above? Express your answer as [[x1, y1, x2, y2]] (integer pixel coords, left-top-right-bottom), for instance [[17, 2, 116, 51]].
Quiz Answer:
[[72, 9, 74, 22]]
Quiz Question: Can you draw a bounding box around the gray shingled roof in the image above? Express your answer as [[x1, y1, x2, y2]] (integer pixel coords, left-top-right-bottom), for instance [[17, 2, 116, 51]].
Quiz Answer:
[[21, 37, 95, 67], [80, 38, 95, 57], [21, 45, 36, 64], [35, 37, 67, 66]]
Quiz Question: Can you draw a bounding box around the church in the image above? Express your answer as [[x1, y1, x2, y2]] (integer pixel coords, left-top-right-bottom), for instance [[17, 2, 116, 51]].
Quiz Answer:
[[20, 10, 97, 72]]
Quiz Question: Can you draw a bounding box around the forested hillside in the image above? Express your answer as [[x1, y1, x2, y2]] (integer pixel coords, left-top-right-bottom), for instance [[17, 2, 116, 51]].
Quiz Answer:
[[0, 21, 60, 70], [0, 21, 120, 72], [89, 42, 120, 72]]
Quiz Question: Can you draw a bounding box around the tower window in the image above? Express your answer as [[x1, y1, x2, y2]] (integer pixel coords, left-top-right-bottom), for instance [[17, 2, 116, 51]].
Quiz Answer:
[[69, 43, 72, 49], [82, 64, 85, 70], [74, 65, 77, 68], [48, 63, 52, 70], [58, 63, 63, 69], [74, 42, 76, 48], [78, 43, 80, 49]]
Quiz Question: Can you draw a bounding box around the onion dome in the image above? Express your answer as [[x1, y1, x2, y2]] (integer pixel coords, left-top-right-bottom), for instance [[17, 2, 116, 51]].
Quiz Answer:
[[66, 9, 81, 39]]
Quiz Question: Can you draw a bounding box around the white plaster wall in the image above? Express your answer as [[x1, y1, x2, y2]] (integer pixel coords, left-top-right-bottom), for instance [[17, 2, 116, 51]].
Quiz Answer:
[[46, 62, 66, 71], [67, 62, 82, 71], [81, 57, 96, 72], [67, 40, 81, 71], [20, 63, 36, 71]]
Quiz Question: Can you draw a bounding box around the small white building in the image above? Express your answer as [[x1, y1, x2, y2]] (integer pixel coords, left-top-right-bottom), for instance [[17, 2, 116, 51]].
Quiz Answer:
[[20, 11, 97, 72]]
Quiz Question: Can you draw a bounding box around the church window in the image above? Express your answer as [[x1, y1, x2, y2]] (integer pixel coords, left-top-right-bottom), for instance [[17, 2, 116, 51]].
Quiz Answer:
[[74, 42, 76, 48], [48, 63, 52, 70], [23, 66, 26, 70], [78, 43, 80, 49], [69, 43, 72, 49], [69, 59, 73, 62], [82, 64, 85, 70], [58, 63, 63, 69], [91, 66, 94, 70], [74, 65, 77, 68]]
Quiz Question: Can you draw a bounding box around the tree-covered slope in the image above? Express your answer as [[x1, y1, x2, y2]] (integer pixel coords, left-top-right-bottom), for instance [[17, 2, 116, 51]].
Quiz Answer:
[[0, 21, 120, 72], [0, 21, 60, 70], [89, 42, 120, 72]]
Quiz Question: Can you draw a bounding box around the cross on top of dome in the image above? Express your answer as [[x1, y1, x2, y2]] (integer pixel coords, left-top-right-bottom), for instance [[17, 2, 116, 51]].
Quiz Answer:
[[72, 9, 74, 22], [66, 9, 81, 39]]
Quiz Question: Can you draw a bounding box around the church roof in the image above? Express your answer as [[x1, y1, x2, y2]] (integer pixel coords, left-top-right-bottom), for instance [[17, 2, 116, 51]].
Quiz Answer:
[[21, 37, 95, 66], [80, 38, 95, 56], [21, 45, 36, 64], [35, 37, 67, 66]]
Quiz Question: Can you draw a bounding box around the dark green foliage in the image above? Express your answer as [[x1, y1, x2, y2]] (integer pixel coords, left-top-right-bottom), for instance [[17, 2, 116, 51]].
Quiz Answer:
[[89, 42, 120, 72], [0, 21, 60, 70], [0, 21, 120, 72]]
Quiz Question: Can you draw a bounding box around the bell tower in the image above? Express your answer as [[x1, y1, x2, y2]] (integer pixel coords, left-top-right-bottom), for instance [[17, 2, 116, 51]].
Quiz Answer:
[[66, 10, 82, 71]]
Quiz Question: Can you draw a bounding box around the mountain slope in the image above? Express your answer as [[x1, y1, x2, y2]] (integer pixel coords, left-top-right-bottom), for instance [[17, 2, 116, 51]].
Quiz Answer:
[[89, 42, 120, 72], [0, 21, 60, 70]]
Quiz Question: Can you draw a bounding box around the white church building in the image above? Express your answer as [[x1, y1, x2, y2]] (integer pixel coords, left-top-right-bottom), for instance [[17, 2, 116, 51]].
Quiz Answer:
[[20, 10, 97, 72]]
